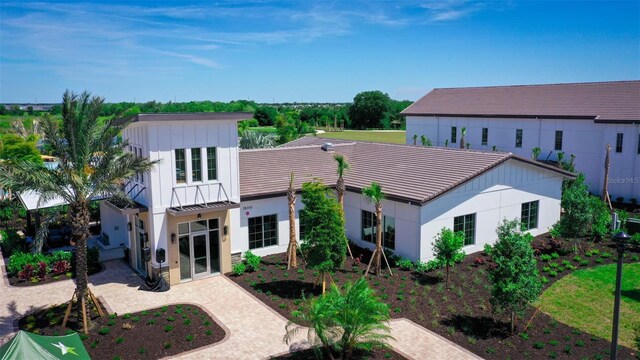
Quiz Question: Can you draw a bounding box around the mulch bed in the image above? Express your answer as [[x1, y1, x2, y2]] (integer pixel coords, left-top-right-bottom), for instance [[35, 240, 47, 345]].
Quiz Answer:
[[272, 347, 408, 359], [229, 237, 639, 360], [19, 303, 226, 360]]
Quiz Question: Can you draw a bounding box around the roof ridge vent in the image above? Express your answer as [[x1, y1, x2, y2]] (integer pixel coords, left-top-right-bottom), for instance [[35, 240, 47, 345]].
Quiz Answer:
[[321, 142, 335, 152]]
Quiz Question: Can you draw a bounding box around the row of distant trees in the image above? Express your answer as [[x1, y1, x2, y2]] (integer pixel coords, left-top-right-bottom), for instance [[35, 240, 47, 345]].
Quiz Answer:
[[2, 90, 412, 131]]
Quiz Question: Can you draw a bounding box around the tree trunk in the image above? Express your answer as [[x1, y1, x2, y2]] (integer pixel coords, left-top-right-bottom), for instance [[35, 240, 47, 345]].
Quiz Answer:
[[287, 185, 297, 269], [374, 203, 383, 275], [602, 144, 612, 209], [337, 176, 353, 259], [511, 311, 516, 335], [446, 264, 450, 288], [70, 200, 90, 333]]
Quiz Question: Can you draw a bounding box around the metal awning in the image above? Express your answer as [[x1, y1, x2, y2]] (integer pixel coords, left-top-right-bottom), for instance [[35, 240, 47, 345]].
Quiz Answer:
[[167, 201, 239, 216], [103, 198, 148, 215]]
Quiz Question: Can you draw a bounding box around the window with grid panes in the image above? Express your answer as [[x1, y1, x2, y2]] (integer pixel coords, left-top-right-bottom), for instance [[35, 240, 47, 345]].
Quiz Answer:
[[191, 148, 202, 182], [248, 214, 278, 249], [453, 213, 476, 246], [521, 201, 539, 230], [175, 149, 186, 183]]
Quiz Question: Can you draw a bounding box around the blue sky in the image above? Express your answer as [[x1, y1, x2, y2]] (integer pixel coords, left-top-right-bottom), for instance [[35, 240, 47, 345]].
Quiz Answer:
[[1, 0, 638, 103]]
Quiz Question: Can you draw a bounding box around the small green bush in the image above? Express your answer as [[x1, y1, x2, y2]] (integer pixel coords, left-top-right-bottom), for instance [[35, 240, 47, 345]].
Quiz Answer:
[[533, 342, 545, 349], [396, 258, 414, 271], [0, 229, 27, 257], [98, 327, 110, 335], [232, 262, 246, 275], [244, 250, 261, 272], [633, 322, 640, 350]]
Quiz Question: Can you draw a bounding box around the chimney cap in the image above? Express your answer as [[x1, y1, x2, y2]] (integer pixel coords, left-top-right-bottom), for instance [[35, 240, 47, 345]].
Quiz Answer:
[[321, 142, 334, 152]]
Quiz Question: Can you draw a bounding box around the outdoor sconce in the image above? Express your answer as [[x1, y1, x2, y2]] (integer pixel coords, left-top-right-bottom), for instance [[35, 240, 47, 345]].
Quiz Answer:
[[127, 222, 132, 231], [197, 213, 202, 219], [171, 233, 176, 244], [223, 225, 229, 235]]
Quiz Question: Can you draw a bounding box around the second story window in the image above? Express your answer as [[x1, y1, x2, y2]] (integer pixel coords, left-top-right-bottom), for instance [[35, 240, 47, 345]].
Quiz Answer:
[[555, 131, 563, 151], [207, 147, 217, 181], [175, 149, 186, 183], [515, 129, 523, 148], [482, 128, 488, 145], [616, 133, 623, 153], [191, 148, 202, 182], [451, 126, 457, 144]]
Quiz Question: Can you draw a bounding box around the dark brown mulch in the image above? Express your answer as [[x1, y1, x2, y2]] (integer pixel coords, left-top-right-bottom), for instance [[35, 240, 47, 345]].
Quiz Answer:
[[19, 303, 225, 360], [272, 347, 408, 359], [229, 238, 639, 360]]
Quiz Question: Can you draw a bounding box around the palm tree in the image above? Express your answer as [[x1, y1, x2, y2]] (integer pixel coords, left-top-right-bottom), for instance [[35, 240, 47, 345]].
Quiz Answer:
[[284, 278, 393, 360], [334, 154, 353, 259], [286, 172, 297, 269], [420, 135, 427, 146], [0, 90, 157, 333], [531, 147, 541, 160], [362, 182, 392, 276], [459, 127, 467, 149], [239, 130, 275, 149]]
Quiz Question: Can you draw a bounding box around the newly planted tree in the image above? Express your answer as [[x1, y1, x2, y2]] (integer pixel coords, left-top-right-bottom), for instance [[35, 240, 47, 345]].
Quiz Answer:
[[334, 154, 354, 259], [362, 182, 393, 276], [299, 181, 347, 293], [0, 91, 157, 333], [412, 134, 417, 146], [432, 228, 465, 288], [284, 278, 393, 359], [531, 147, 541, 160], [459, 127, 467, 149], [420, 135, 427, 146], [488, 219, 542, 334], [286, 172, 297, 269]]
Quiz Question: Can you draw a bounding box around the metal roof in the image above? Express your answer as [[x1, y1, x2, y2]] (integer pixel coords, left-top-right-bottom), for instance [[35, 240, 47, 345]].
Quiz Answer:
[[114, 112, 253, 125], [402, 81, 640, 123]]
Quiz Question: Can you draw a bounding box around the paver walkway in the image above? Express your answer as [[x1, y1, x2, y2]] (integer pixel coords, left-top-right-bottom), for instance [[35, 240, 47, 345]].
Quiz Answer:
[[1, 255, 482, 359]]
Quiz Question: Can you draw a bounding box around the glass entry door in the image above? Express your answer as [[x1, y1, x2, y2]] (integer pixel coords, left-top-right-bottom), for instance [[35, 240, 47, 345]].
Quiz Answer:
[[191, 233, 209, 279]]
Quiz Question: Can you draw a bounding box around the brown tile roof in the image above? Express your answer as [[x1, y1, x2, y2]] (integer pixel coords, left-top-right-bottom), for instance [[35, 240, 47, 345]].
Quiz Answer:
[[239, 138, 574, 204], [279, 136, 354, 147], [115, 112, 253, 125], [402, 81, 640, 122]]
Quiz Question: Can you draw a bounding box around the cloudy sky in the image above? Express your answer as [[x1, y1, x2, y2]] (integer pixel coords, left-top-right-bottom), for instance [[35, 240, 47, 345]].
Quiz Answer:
[[1, 0, 638, 103]]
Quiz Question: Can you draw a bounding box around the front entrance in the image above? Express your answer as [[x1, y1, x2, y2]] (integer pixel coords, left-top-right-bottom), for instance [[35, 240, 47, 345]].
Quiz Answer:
[[178, 219, 221, 282], [134, 216, 147, 276]]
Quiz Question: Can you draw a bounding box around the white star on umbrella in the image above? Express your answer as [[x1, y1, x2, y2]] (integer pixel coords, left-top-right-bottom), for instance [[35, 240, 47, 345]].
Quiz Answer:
[[52, 341, 78, 356]]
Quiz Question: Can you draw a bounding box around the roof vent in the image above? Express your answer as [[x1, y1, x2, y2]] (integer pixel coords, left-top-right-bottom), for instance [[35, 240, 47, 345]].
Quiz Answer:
[[321, 142, 335, 152]]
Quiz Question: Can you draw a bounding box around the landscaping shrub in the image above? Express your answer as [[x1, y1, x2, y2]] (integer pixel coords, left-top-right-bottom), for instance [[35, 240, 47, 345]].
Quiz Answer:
[[18, 264, 35, 280], [243, 250, 261, 272], [0, 229, 27, 256], [396, 258, 414, 271], [51, 260, 71, 275], [634, 322, 640, 350], [8, 252, 47, 274], [413, 261, 428, 274], [432, 228, 465, 287], [232, 262, 246, 276]]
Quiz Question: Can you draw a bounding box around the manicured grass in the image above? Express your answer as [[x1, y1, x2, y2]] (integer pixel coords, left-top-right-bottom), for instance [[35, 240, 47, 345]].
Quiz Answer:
[[536, 263, 640, 350], [316, 130, 406, 144], [248, 126, 278, 134]]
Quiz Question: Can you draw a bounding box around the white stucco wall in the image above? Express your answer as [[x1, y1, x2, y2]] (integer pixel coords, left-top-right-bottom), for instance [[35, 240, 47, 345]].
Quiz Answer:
[[418, 159, 563, 261], [406, 116, 640, 200], [99, 202, 130, 249]]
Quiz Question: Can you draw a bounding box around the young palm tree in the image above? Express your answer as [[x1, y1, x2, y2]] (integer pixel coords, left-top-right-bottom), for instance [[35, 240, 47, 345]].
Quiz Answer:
[[286, 172, 297, 269], [362, 182, 392, 276], [459, 127, 467, 149], [412, 134, 417, 146], [0, 90, 157, 333], [531, 147, 541, 160], [420, 135, 427, 146], [334, 154, 353, 259]]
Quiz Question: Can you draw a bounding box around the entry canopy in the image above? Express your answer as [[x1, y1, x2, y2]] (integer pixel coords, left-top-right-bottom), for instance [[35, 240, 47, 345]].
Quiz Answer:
[[0, 331, 91, 360]]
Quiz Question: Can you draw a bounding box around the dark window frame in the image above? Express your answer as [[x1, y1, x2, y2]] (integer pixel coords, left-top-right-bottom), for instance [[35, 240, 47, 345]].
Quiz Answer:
[[481, 128, 488, 145], [248, 214, 278, 249], [175, 149, 186, 183], [361, 210, 395, 250], [451, 126, 457, 144], [191, 148, 202, 182], [453, 213, 476, 246], [515, 129, 523, 148], [207, 147, 217, 181], [555, 130, 563, 151], [521, 200, 539, 230], [616, 133, 623, 153]]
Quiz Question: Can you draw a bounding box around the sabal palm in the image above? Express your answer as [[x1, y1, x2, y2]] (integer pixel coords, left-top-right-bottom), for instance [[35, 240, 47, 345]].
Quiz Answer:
[[0, 90, 157, 331], [362, 182, 384, 275], [460, 127, 467, 149], [284, 278, 392, 360], [334, 154, 353, 259]]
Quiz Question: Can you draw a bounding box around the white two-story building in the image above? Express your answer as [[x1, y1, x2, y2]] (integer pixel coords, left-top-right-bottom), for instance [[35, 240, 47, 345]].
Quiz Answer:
[[100, 113, 573, 286], [403, 81, 640, 201]]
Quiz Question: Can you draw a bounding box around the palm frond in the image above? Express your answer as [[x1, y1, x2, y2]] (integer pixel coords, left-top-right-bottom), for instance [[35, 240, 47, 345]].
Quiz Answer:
[[362, 182, 384, 204], [334, 154, 350, 177]]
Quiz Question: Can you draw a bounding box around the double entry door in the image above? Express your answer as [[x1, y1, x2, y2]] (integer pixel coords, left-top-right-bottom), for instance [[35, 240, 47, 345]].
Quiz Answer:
[[178, 219, 220, 281]]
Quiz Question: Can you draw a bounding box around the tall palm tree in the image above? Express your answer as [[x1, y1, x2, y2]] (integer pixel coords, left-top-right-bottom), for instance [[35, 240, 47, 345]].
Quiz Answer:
[[334, 154, 354, 259], [286, 172, 297, 269], [362, 182, 392, 276], [0, 90, 157, 333]]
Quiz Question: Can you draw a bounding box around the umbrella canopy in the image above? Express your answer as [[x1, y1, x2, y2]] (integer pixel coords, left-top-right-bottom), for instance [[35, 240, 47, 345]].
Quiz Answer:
[[0, 331, 90, 360]]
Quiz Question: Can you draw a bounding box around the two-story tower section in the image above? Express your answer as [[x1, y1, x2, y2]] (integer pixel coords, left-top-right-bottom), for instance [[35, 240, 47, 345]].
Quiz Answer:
[[100, 112, 250, 284]]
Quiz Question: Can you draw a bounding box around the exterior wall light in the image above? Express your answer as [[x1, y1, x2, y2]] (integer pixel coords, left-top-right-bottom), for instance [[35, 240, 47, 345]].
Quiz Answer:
[[223, 225, 229, 235], [171, 233, 176, 244]]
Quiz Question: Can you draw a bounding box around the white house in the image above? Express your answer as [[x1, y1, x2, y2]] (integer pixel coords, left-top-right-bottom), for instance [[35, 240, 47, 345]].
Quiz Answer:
[[101, 114, 573, 286], [403, 81, 640, 201]]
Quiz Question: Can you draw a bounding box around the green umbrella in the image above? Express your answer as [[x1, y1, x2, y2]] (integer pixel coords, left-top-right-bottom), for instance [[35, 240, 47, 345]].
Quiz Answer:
[[0, 331, 90, 360]]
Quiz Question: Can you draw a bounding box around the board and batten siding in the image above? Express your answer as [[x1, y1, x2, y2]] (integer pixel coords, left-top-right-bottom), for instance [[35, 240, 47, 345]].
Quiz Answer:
[[419, 159, 563, 261], [406, 116, 640, 200], [343, 192, 421, 261]]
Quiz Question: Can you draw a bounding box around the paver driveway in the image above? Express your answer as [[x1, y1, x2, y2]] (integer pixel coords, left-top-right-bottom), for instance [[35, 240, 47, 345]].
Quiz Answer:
[[1, 255, 482, 359]]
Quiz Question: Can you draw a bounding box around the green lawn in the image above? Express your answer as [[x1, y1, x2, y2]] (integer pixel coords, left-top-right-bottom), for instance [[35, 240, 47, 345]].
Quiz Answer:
[[316, 130, 406, 144], [536, 263, 640, 350], [248, 126, 277, 134]]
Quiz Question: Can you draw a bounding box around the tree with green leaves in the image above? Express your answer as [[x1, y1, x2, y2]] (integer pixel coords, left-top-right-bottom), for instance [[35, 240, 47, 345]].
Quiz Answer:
[[432, 228, 465, 287], [348, 91, 390, 129], [238, 130, 275, 149], [334, 154, 354, 259], [0, 90, 157, 333], [362, 182, 393, 276], [531, 147, 541, 160], [488, 219, 542, 334], [0, 134, 43, 164], [253, 105, 278, 126], [299, 180, 347, 293], [284, 278, 393, 359]]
